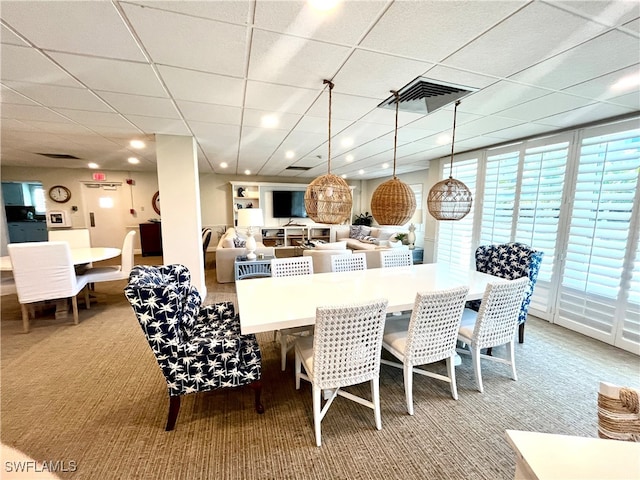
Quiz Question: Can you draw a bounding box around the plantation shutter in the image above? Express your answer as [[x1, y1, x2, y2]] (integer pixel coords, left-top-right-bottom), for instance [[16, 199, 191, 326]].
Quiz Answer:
[[479, 151, 519, 245], [557, 127, 640, 345], [435, 158, 477, 267]]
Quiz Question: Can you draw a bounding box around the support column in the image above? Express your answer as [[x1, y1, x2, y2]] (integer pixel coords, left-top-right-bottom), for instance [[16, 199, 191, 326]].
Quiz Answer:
[[155, 134, 206, 296]]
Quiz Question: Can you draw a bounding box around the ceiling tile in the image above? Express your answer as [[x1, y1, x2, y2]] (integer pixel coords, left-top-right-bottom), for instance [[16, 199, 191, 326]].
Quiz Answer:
[[563, 64, 640, 100], [98, 91, 181, 118], [495, 92, 595, 121], [459, 81, 550, 116], [1, 1, 146, 61], [158, 65, 245, 106], [177, 101, 242, 124], [241, 109, 302, 130], [1, 44, 81, 87], [52, 108, 135, 129], [554, 1, 640, 27], [130, 0, 251, 24], [124, 115, 190, 135], [1, 24, 29, 46], [0, 86, 39, 106], [305, 92, 379, 121], [535, 101, 636, 127], [1, 103, 72, 123], [122, 3, 247, 76], [245, 81, 319, 115], [4, 81, 114, 112]]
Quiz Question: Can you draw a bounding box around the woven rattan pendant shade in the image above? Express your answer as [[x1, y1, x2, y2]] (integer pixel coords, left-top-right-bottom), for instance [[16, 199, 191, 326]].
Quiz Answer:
[[304, 80, 352, 224], [371, 90, 416, 226], [428, 100, 472, 221]]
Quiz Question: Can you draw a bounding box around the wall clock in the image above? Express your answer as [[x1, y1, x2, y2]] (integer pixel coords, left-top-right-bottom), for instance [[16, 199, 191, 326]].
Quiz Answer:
[[48, 185, 71, 203], [152, 191, 160, 215]]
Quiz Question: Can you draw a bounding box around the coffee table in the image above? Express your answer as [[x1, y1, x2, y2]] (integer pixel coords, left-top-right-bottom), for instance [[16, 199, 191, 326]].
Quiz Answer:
[[234, 255, 275, 281]]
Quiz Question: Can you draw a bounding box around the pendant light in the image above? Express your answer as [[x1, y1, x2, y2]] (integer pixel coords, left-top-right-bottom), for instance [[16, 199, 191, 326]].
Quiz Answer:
[[427, 100, 472, 221], [371, 90, 416, 225], [304, 80, 352, 224]]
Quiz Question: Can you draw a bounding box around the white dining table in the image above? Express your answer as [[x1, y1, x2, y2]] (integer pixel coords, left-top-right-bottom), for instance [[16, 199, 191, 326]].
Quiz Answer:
[[236, 262, 505, 335], [0, 247, 121, 271]]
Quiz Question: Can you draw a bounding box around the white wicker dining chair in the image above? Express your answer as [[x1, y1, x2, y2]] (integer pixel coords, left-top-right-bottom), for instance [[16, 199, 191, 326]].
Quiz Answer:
[[271, 256, 315, 371], [294, 298, 389, 446], [456, 277, 528, 393], [380, 250, 413, 268], [331, 252, 367, 272], [381, 286, 469, 414]]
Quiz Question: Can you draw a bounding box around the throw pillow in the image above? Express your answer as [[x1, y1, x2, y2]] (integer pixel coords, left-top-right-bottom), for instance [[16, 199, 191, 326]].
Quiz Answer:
[[222, 237, 235, 248], [349, 225, 364, 239], [359, 235, 379, 245], [233, 236, 246, 248], [377, 230, 395, 241]]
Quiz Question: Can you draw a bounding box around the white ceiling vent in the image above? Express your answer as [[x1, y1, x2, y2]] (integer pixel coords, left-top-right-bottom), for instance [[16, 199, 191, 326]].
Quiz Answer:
[[378, 77, 477, 114]]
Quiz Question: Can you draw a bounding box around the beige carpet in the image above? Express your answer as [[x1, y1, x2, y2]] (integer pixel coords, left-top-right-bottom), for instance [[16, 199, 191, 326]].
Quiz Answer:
[[1, 257, 639, 479]]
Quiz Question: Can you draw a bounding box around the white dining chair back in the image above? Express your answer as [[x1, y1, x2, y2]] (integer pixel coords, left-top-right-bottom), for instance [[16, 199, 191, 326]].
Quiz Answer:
[[295, 298, 389, 446], [381, 286, 469, 414], [331, 252, 367, 272], [270, 255, 315, 370], [271, 256, 314, 277], [83, 231, 136, 292], [380, 250, 413, 268], [456, 277, 529, 393], [8, 241, 89, 332], [48, 228, 91, 248]]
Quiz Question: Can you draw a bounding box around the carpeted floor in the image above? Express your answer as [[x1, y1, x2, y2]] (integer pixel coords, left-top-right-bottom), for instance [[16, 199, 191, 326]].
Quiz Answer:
[[1, 256, 639, 479]]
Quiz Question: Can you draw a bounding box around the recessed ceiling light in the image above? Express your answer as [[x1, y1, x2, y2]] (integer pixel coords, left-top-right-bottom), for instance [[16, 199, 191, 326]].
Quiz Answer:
[[346, 154, 354, 163], [341, 174, 347, 179], [382, 163, 389, 169], [261, 115, 279, 128], [244, 169, 251, 175], [285, 150, 295, 159], [341, 138, 353, 148], [220, 162, 228, 168], [130, 140, 145, 149], [128, 157, 140, 164], [359, 169, 365, 175], [88, 162, 99, 169], [611, 73, 640, 92]]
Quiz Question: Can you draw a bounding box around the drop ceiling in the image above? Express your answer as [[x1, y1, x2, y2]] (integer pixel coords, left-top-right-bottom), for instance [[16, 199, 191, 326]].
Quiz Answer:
[[1, 0, 638, 180]]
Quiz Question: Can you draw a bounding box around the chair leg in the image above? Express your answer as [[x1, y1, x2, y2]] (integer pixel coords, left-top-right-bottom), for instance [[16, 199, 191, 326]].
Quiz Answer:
[[518, 322, 525, 343], [313, 385, 322, 447], [71, 296, 79, 325], [249, 380, 265, 414], [84, 287, 90, 310], [403, 363, 414, 415], [20, 304, 30, 333], [372, 378, 382, 430], [280, 332, 288, 371], [295, 348, 302, 390], [446, 356, 458, 400], [471, 346, 483, 393], [165, 396, 181, 431], [507, 340, 518, 381]]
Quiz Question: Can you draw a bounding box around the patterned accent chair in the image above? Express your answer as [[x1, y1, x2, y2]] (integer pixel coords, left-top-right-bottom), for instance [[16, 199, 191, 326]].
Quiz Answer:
[[470, 242, 543, 344], [124, 264, 263, 430]]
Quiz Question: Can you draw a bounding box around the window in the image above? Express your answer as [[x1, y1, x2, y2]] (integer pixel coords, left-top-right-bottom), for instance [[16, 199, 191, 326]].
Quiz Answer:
[[480, 151, 519, 245], [435, 158, 477, 267]]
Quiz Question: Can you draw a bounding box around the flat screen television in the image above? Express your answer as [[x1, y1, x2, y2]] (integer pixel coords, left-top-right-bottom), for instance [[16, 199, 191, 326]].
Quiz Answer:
[[272, 190, 307, 218]]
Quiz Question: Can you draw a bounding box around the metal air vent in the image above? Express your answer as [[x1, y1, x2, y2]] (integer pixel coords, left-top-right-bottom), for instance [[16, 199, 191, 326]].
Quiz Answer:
[[36, 153, 81, 159], [286, 166, 312, 171], [378, 77, 477, 114]]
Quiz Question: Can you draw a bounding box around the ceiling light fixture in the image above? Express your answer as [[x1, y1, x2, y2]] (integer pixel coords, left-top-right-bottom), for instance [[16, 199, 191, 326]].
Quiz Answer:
[[261, 115, 279, 128], [127, 157, 139, 164], [346, 154, 354, 162], [130, 140, 145, 149], [220, 162, 228, 168], [285, 150, 295, 159], [427, 100, 473, 221], [88, 162, 99, 169], [244, 169, 251, 175], [370, 90, 416, 225], [304, 79, 352, 224]]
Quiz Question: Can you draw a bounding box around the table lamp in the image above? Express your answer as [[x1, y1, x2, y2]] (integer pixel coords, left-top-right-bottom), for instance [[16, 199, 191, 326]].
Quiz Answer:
[[237, 208, 264, 260], [407, 209, 423, 250]]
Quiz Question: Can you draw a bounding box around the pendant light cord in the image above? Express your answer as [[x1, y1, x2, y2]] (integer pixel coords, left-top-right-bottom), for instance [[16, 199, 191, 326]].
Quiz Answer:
[[324, 79, 334, 174], [392, 90, 399, 178], [448, 100, 461, 179]]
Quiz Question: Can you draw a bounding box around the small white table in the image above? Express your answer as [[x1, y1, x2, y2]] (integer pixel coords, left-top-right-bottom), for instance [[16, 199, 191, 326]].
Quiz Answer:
[[505, 429, 640, 479], [236, 262, 504, 335], [0, 247, 121, 271]]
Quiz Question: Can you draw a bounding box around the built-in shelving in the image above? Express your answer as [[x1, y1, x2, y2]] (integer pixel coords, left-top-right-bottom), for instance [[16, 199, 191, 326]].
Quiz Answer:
[[261, 226, 330, 247]]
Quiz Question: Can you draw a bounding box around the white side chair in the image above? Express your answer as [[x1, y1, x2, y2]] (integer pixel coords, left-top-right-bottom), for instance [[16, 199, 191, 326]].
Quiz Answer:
[[295, 298, 389, 446], [331, 252, 367, 272], [381, 286, 469, 414], [8, 241, 90, 333], [303, 249, 351, 273], [380, 249, 413, 268], [271, 256, 315, 371], [456, 277, 529, 393], [83, 231, 136, 302], [49, 228, 92, 267]]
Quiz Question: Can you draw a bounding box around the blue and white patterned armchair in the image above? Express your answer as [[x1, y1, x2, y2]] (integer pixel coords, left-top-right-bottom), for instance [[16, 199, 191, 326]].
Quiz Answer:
[[470, 242, 544, 344], [124, 264, 263, 430]]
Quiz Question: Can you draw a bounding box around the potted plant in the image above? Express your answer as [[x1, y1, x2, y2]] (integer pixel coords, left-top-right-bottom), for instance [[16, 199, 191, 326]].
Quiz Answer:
[[395, 232, 408, 245], [353, 212, 373, 226]]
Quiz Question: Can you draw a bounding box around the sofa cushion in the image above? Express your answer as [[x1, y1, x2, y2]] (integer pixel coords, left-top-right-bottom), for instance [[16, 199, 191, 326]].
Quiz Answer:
[[358, 235, 379, 245], [349, 225, 371, 239], [316, 241, 347, 250], [377, 230, 396, 241], [222, 237, 235, 248], [233, 237, 246, 248]]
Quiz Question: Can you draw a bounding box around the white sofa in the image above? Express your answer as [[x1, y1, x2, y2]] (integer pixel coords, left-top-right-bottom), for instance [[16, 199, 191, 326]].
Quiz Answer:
[[215, 227, 275, 283], [332, 225, 409, 268], [302, 241, 352, 273]]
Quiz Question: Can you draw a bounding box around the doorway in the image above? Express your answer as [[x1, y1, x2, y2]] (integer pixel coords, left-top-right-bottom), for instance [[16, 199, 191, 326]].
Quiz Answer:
[[81, 183, 128, 247]]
